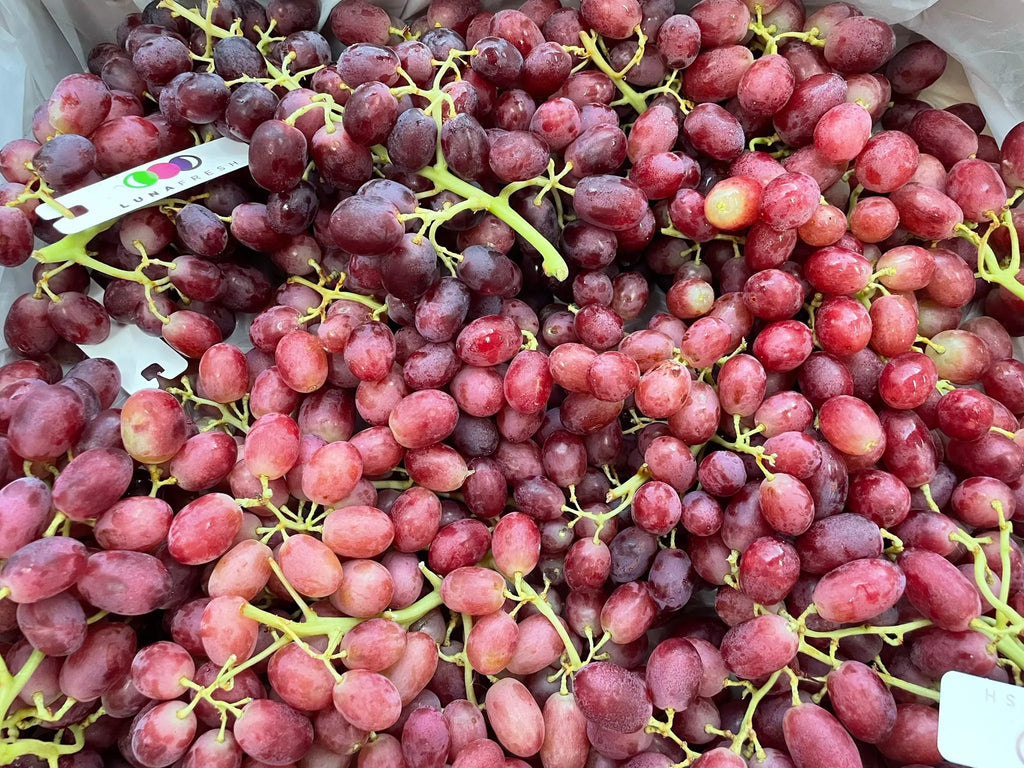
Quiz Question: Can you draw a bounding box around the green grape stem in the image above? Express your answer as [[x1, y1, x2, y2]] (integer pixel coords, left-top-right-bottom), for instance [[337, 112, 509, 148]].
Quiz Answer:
[[240, 580, 444, 638], [8, 170, 74, 218], [31, 220, 181, 324], [33, 222, 133, 281], [629, 68, 693, 114], [563, 465, 651, 542], [459, 613, 479, 707], [287, 272, 387, 321], [167, 377, 251, 434], [148, 465, 179, 497], [0, 648, 45, 729], [846, 183, 865, 217], [710, 414, 777, 480], [177, 640, 288, 725], [415, 163, 570, 281], [42, 511, 70, 538], [646, 711, 701, 764], [621, 409, 665, 435], [948, 517, 1024, 670], [248, 497, 325, 544], [786, 591, 1024, 704], [0, 648, 103, 765], [800, 618, 933, 643], [577, 30, 648, 114], [0, 721, 92, 765], [955, 204, 1024, 302], [158, 0, 233, 42], [507, 572, 584, 671], [730, 668, 784, 755], [951, 528, 1024, 626], [786, 611, 945, 702], [748, 6, 826, 56], [748, 133, 783, 152], [796, 641, 941, 702]]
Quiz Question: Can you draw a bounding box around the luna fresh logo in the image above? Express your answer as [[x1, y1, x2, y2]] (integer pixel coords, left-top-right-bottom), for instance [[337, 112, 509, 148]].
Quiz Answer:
[[123, 155, 203, 188]]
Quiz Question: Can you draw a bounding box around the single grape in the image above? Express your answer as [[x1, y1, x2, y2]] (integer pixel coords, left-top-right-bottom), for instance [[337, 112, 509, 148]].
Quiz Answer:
[[783, 703, 862, 768], [720, 614, 799, 679], [812, 557, 905, 623], [249, 119, 307, 193]]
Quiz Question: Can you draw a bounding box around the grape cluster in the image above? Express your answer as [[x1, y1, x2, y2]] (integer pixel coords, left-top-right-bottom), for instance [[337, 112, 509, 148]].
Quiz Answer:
[[4, 0, 1024, 767]]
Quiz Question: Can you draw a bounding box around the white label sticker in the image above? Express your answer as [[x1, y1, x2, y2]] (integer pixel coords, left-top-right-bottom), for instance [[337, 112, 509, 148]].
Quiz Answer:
[[37, 137, 250, 235], [938, 671, 1024, 767]]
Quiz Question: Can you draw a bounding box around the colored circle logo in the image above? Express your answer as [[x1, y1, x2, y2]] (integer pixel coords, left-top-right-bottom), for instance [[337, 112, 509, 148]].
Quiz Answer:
[[171, 155, 201, 171], [124, 170, 159, 188], [148, 162, 182, 180], [122, 155, 202, 188]]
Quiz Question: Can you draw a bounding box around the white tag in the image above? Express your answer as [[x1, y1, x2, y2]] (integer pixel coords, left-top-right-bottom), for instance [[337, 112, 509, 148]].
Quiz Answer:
[[85, 281, 188, 395], [938, 671, 1024, 767], [37, 137, 250, 235]]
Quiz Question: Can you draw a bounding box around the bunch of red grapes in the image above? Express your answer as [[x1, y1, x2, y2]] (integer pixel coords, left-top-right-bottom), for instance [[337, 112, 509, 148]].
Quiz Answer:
[[4, 0, 1024, 766]]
